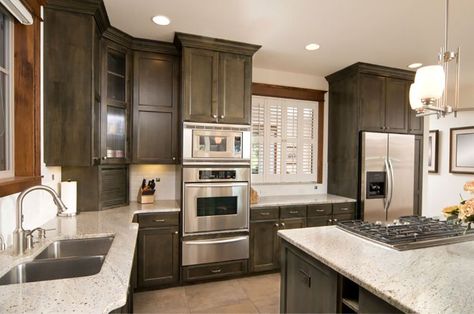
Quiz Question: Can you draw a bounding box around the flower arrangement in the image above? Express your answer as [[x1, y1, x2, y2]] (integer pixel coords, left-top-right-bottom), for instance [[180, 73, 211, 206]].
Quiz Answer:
[[442, 180, 474, 233]]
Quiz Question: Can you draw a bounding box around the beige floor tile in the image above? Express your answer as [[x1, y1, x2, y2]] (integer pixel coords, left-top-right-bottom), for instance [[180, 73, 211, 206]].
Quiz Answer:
[[185, 280, 248, 312], [134, 287, 189, 314], [192, 300, 259, 314], [252, 294, 280, 314], [237, 274, 281, 302]]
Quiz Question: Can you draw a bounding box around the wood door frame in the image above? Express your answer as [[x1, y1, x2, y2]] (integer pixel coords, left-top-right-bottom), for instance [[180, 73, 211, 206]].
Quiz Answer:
[[252, 83, 327, 183]]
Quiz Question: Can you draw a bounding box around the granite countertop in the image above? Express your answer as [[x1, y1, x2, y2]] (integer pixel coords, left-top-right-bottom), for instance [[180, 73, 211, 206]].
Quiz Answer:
[[129, 199, 180, 213], [278, 226, 474, 314], [251, 193, 356, 209], [0, 199, 180, 313]]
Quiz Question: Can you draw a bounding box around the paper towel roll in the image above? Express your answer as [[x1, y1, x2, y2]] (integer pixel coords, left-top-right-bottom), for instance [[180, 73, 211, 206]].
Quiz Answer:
[[60, 181, 77, 214]]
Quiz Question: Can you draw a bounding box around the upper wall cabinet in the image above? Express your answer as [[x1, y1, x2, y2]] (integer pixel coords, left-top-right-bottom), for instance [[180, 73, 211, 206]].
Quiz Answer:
[[132, 51, 180, 164], [44, 2, 104, 166], [175, 33, 260, 125]]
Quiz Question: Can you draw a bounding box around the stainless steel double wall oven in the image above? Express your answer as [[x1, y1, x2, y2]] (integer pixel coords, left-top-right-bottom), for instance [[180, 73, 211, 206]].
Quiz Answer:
[[182, 122, 251, 266]]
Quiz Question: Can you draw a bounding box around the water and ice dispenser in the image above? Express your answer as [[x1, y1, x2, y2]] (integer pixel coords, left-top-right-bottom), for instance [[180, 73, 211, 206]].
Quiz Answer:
[[366, 171, 386, 199]]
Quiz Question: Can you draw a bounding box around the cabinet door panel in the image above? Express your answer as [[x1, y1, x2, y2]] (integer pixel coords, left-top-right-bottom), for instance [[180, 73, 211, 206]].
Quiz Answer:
[[135, 111, 175, 163], [218, 53, 251, 124], [307, 217, 330, 227], [250, 220, 280, 272], [138, 227, 179, 288], [183, 48, 218, 122], [280, 218, 306, 229], [385, 78, 408, 132], [359, 74, 385, 131], [133, 52, 179, 163], [284, 248, 337, 313]]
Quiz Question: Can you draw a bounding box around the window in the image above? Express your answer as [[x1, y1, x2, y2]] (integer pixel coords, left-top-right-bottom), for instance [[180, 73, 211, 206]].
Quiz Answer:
[[251, 95, 320, 184], [0, 11, 13, 179]]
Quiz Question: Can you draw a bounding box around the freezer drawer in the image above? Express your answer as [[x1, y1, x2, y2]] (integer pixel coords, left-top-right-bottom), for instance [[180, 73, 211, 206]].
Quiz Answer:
[[182, 235, 249, 266]]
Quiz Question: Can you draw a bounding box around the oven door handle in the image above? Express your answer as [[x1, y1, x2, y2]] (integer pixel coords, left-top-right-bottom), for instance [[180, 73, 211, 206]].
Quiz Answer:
[[183, 236, 248, 245], [185, 182, 248, 188]]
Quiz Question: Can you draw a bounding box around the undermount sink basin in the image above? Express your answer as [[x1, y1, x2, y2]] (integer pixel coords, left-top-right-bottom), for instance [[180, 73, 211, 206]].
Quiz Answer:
[[0, 256, 105, 285], [0, 236, 114, 286], [34, 236, 114, 260]]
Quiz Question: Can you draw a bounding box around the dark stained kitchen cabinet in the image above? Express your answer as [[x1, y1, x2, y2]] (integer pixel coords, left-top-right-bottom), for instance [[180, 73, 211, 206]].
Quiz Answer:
[[218, 52, 252, 124], [44, 2, 104, 167], [326, 63, 422, 213], [101, 40, 131, 164], [250, 219, 280, 272], [132, 51, 179, 163], [137, 212, 180, 288], [175, 32, 260, 125], [281, 242, 338, 313]]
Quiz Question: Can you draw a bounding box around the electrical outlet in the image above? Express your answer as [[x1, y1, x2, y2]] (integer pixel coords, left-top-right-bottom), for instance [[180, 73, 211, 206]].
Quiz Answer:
[[314, 185, 318, 190]]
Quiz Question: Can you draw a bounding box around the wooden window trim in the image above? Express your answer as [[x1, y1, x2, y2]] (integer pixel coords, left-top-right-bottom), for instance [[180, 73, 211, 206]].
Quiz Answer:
[[0, 1, 43, 197], [252, 83, 327, 183]]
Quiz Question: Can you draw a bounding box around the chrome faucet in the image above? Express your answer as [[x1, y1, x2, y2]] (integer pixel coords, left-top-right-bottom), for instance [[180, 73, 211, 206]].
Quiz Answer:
[[13, 185, 68, 255]]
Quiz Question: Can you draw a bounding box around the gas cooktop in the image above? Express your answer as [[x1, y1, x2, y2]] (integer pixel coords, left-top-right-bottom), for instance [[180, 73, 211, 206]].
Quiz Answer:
[[337, 216, 474, 250]]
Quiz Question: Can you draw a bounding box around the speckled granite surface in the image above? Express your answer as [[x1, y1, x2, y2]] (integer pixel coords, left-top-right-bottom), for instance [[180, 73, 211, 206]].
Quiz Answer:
[[251, 193, 356, 209], [278, 226, 474, 314], [0, 200, 179, 313]]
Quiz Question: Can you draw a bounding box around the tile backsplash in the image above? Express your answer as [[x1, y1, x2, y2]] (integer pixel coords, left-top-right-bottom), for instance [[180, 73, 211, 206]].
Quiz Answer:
[[129, 164, 181, 201]]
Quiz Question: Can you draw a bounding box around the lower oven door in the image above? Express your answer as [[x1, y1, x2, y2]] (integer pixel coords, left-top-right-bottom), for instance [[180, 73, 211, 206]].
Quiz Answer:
[[184, 182, 249, 234], [182, 235, 249, 266]]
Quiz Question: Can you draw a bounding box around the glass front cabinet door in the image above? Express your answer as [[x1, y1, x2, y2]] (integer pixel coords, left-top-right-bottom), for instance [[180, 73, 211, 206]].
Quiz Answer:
[[101, 40, 130, 164]]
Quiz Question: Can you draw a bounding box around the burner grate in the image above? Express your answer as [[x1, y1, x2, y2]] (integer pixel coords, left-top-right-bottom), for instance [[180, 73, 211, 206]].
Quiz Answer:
[[336, 216, 474, 250]]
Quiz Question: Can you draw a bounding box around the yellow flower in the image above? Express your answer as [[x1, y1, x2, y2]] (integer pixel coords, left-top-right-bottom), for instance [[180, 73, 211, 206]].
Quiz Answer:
[[465, 180, 474, 194], [442, 205, 459, 217]]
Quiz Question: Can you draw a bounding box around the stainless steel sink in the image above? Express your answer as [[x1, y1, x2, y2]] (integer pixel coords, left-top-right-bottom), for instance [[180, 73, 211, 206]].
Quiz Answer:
[[0, 256, 105, 285], [34, 236, 114, 260], [0, 236, 114, 285]]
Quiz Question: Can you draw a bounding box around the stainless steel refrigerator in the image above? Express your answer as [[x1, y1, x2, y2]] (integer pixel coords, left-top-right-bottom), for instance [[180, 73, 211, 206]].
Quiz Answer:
[[361, 132, 415, 223]]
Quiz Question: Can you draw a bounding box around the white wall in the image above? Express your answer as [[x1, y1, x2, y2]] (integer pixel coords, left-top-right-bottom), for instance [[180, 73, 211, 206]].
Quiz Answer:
[[423, 111, 474, 217], [251, 67, 329, 197], [129, 164, 180, 201]]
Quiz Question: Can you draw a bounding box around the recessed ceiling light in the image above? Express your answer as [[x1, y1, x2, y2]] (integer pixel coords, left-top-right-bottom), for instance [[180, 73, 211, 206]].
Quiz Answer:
[[152, 15, 170, 26], [305, 43, 320, 51], [408, 63, 423, 69]]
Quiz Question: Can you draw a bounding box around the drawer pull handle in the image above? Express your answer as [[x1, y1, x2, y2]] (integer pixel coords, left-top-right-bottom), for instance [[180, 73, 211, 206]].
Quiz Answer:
[[260, 212, 270, 216], [298, 269, 311, 287], [153, 219, 166, 223], [210, 269, 222, 274], [315, 209, 325, 212], [289, 211, 299, 214], [339, 208, 350, 211]]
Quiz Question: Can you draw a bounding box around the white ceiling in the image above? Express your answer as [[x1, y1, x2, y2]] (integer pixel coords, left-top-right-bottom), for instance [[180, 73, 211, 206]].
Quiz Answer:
[[104, 0, 474, 102]]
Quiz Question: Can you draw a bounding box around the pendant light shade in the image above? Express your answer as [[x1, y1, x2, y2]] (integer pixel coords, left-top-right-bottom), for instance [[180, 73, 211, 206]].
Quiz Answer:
[[409, 83, 423, 110], [414, 65, 445, 100]]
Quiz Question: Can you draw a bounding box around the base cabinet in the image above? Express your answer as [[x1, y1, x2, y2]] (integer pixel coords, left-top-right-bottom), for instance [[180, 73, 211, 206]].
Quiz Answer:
[[281, 242, 338, 313], [137, 213, 179, 288], [249, 220, 280, 272]]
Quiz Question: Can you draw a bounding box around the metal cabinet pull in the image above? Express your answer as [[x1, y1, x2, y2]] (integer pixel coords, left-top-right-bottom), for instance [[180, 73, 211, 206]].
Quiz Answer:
[[212, 114, 217, 119], [289, 210, 299, 214], [339, 207, 350, 211], [298, 269, 311, 287], [174, 231, 178, 235], [274, 223, 279, 227], [333, 219, 338, 223], [220, 115, 224, 119], [153, 219, 165, 223], [260, 212, 270, 216], [328, 219, 333, 224], [315, 209, 325, 212], [280, 222, 286, 228], [210, 268, 222, 274]]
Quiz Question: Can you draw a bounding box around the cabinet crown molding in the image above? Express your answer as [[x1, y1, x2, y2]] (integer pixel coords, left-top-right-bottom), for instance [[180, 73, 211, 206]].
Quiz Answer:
[[326, 62, 415, 83], [174, 32, 261, 56]]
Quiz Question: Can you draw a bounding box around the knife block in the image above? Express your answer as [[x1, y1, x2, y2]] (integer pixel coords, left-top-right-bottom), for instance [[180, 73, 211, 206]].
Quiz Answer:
[[137, 188, 155, 204]]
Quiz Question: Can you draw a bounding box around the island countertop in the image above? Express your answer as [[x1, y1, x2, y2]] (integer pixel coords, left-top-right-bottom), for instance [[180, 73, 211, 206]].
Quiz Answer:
[[0, 199, 179, 313], [278, 225, 474, 314]]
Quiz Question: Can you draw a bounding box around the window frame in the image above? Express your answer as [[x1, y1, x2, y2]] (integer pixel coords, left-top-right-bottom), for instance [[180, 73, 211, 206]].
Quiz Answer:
[[0, 11, 15, 179], [251, 83, 326, 185]]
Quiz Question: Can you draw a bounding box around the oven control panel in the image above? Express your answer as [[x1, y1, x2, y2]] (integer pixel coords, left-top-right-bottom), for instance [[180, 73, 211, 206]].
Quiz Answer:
[[199, 170, 236, 180]]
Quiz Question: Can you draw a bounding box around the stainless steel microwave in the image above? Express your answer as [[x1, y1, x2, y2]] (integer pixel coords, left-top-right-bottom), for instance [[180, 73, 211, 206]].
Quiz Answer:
[[182, 122, 251, 164]]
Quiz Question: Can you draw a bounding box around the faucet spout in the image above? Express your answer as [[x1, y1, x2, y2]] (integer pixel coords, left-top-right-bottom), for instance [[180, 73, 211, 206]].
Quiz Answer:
[[13, 185, 68, 255]]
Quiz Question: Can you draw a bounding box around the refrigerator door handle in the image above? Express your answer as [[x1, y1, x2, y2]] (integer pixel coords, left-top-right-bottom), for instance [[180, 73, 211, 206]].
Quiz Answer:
[[386, 158, 395, 218], [383, 157, 392, 220]]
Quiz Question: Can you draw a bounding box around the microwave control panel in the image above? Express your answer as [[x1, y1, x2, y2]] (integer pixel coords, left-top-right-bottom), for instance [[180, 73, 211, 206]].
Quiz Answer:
[[199, 170, 237, 180]]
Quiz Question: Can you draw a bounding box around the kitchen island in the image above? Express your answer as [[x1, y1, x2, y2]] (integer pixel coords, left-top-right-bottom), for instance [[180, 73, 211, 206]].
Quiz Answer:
[[278, 225, 474, 314], [0, 201, 179, 313]]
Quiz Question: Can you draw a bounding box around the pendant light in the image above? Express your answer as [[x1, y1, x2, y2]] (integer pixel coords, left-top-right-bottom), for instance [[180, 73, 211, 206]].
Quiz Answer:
[[409, 0, 460, 118]]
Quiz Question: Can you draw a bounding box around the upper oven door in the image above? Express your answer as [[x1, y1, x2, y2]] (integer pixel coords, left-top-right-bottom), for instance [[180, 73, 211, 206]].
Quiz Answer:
[[184, 182, 249, 234], [192, 130, 242, 159]]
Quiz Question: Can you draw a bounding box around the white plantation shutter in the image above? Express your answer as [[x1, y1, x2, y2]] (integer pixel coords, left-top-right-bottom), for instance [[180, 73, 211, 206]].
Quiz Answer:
[[251, 95, 319, 183], [251, 96, 265, 183]]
